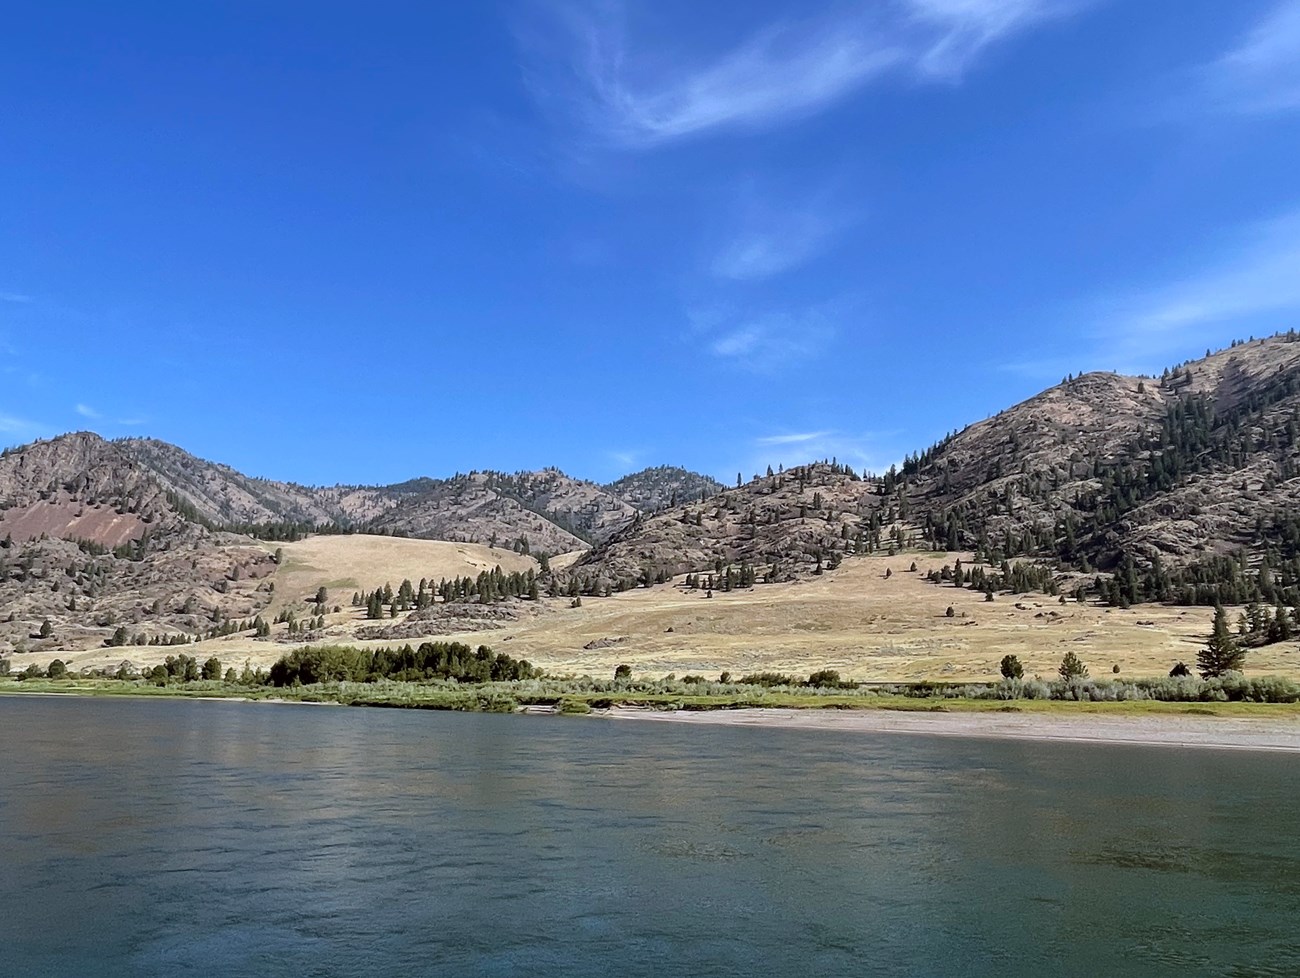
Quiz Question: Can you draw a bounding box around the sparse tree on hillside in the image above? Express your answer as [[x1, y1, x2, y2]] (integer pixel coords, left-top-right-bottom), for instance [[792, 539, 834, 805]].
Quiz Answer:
[[1000, 654, 1024, 679], [614, 664, 632, 681]]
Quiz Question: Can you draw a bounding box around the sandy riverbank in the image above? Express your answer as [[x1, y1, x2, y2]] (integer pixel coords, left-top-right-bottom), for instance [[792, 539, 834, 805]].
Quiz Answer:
[[606, 706, 1300, 752]]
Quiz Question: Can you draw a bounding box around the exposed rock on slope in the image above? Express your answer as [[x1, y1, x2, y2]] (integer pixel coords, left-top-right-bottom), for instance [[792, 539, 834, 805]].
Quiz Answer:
[[572, 462, 888, 589], [0, 433, 182, 545], [0, 433, 276, 654], [366, 469, 638, 551], [901, 334, 1300, 567], [575, 333, 1300, 588], [118, 437, 402, 527]]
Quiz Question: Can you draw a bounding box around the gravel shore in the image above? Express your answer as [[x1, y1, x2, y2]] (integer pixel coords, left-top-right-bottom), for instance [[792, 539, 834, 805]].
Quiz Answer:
[[606, 706, 1300, 752]]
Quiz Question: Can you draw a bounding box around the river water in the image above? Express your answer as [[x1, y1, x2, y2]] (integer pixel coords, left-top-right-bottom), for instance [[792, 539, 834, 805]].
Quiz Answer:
[[1, 696, 1297, 977]]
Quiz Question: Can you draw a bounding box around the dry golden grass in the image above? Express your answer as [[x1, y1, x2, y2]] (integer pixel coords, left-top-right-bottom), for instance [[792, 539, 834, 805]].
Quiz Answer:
[[547, 550, 585, 572], [266, 534, 539, 609], [467, 553, 1282, 681], [23, 548, 1300, 682]]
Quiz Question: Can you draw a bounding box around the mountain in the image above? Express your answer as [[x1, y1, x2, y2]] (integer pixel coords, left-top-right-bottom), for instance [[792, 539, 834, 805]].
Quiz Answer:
[[604, 466, 727, 514], [572, 460, 880, 590], [0, 433, 277, 653], [116, 437, 404, 528], [365, 469, 639, 552], [7, 332, 1300, 657], [0, 433, 726, 652], [575, 332, 1300, 606], [116, 443, 703, 550], [900, 334, 1300, 574], [0, 432, 184, 547]]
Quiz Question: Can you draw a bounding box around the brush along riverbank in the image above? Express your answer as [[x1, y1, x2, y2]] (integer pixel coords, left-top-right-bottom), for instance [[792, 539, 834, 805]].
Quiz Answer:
[[5, 673, 1300, 718], [5, 675, 1300, 751]]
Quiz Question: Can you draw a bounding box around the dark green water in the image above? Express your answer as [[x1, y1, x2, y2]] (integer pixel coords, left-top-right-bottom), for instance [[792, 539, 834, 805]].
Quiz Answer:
[[1, 697, 1298, 977]]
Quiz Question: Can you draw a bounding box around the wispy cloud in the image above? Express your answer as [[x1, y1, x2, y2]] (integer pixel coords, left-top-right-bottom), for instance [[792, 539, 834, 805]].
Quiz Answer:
[[756, 431, 831, 446], [1085, 208, 1300, 370], [0, 292, 32, 304], [699, 303, 838, 372], [1205, 0, 1300, 114], [0, 412, 50, 441], [709, 182, 853, 280], [906, 0, 1084, 77], [743, 428, 900, 478], [526, 0, 1087, 148], [72, 403, 148, 427]]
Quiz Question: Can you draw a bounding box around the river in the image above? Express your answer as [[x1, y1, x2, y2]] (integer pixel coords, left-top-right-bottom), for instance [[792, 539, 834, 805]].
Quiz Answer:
[[1, 696, 1297, 976]]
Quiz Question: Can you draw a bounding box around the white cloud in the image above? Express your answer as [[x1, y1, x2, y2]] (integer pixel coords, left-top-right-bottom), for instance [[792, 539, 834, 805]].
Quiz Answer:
[[704, 307, 837, 372], [905, 0, 1082, 77], [1207, 0, 1300, 114], [527, 0, 1086, 148], [1088, 208, 1300, 369], [709, 184, 852, 280], [756, 431, 831, 446], [0, 292, 32, 304], [743, 429, 900, 477], [75, 403, 102, 420], [0, 412, 49, 440]]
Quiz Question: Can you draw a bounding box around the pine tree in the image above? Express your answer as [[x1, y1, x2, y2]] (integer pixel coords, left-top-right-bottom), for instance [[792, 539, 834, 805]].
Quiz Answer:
[[1058, 651, 1088, 681], [1198, 604, 1245, 678]]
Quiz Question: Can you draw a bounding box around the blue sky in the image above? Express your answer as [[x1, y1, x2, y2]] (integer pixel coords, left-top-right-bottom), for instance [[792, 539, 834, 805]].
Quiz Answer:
[[2, 1, 1299, 486]]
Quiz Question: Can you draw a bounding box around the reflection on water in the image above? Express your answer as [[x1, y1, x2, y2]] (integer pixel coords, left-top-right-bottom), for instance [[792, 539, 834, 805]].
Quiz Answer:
[[1, 696, 1297, 977]]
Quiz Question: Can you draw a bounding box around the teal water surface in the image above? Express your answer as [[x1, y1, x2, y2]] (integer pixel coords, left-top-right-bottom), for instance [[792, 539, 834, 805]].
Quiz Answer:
[[1, 696, 1297, 977]]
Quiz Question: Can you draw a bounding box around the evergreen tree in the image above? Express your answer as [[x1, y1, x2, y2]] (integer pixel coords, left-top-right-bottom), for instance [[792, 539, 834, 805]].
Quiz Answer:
[[1058, 651, 1088, 681], [1198, 604, 1245, 678]]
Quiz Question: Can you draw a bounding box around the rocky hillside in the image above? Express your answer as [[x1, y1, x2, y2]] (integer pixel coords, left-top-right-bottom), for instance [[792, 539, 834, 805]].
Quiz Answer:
[[901, 333, 1300, 571], [9, 333, 1300, 645], [117, 438, 403, 528], [365, 469, 639, 552], [0, 433, 185, 546], [571, 461, 892, 591], [0, 433, 276, 654], [117, 444, 716, 550], [605, 465, 726, 514], [574, 333, 1300, 605]]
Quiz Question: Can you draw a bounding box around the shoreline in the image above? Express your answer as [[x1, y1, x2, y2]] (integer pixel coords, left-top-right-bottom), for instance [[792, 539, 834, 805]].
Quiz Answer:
[[605, 706, 1300, 752], [4, 683, 1300, 750]]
